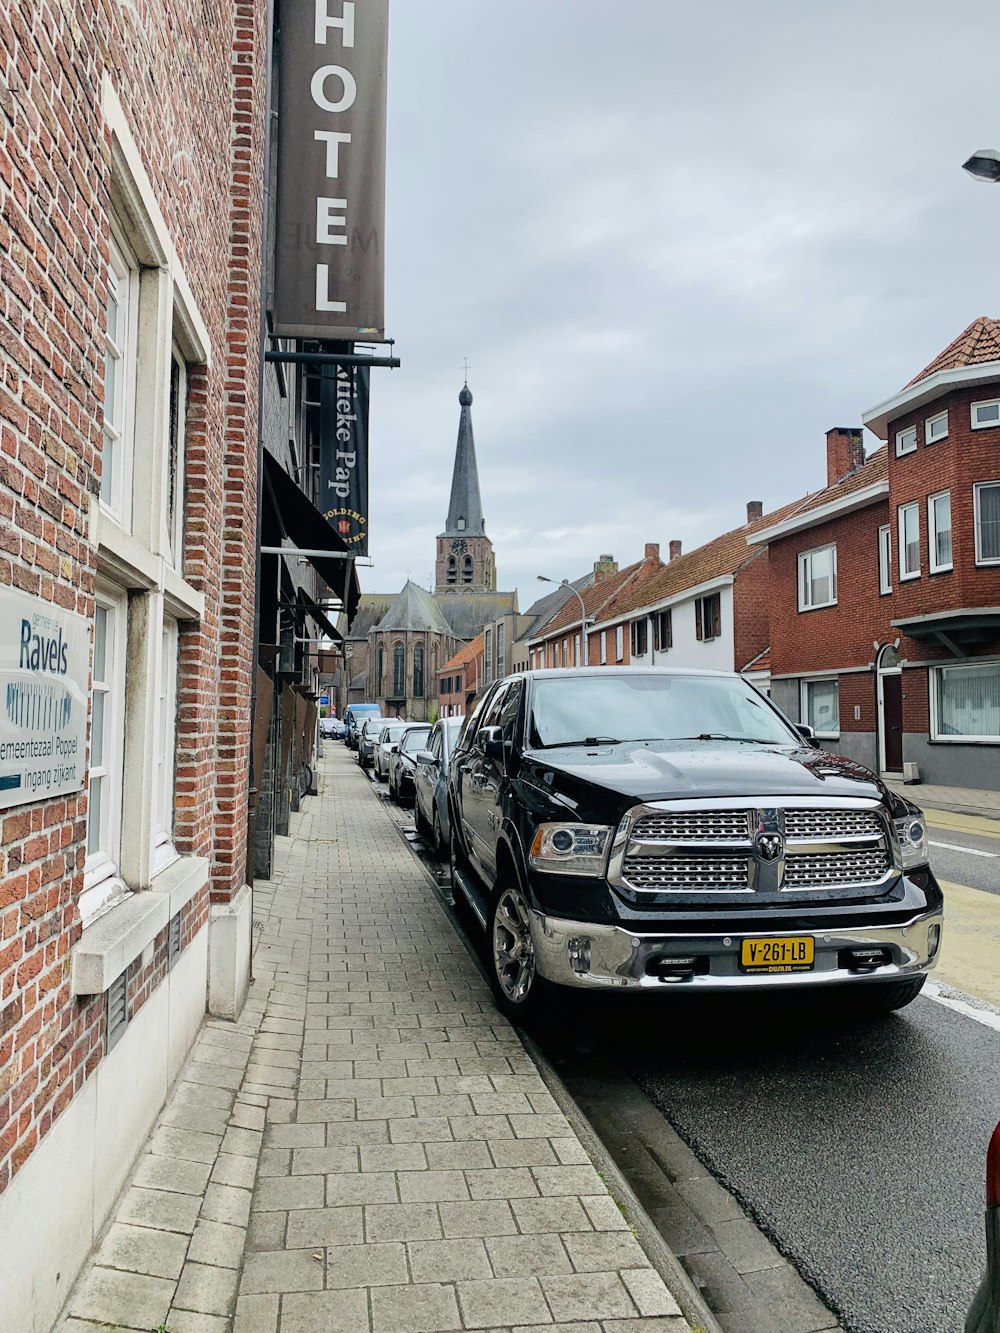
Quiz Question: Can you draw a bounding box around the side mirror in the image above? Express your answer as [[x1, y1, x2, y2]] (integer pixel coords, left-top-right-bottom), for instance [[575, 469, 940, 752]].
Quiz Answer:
[[476, 725, 505, 760], [415, 750, 436, 766], [796, 723, 821, 749]]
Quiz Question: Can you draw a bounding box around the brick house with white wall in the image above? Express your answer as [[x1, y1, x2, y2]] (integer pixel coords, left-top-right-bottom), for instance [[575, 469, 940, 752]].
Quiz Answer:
[[756, 318, 1000, 787], [527, 549, 663, 669], [0, 5, 270, 1327]]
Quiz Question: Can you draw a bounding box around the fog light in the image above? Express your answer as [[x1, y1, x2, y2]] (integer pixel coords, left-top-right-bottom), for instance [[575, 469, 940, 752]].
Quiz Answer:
[[567, 936, 591, 974], [927, 923, 941, 958]]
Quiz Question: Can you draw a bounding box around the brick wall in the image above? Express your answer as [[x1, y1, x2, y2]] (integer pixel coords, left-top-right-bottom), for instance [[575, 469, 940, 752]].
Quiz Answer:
[[732, 548, 771, 671], [0, 0, 266, 1192]]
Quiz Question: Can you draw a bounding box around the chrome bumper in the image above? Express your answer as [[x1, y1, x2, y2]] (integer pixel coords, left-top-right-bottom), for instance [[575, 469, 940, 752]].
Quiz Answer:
[[528, 907, 943, 992]]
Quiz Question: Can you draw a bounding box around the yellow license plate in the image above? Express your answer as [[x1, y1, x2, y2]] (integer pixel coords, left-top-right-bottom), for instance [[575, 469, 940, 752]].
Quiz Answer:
[[740, 936, 815, 973]]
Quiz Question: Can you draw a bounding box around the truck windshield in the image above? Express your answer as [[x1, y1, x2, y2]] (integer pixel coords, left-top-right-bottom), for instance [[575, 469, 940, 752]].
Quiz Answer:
[[528, 674, 796, 749]]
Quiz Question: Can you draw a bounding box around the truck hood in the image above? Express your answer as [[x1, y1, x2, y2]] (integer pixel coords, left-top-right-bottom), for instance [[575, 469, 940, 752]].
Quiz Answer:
[[522, 740, 891, 811]]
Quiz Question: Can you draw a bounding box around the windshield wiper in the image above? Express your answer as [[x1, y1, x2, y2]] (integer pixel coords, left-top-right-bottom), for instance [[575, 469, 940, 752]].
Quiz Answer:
[[551, 736, 621, 747], [680, 733, 779, 744]]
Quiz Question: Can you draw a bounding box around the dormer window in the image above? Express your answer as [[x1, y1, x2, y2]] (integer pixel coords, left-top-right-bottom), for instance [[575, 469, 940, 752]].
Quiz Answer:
[[925, 410, 948, 444], [895, 426, 917, 457], [462, 555, 474, 583], [456, 516, 466, 530], [972, 400, 1000, 430]]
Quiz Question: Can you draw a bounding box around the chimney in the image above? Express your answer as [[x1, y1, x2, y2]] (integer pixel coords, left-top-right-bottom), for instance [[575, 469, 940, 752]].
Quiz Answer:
[[593, 554, 618, 583], [668, 540, 682, 561], [746, 500, 763, 523], [826, 427, 865, 487], [644, 542, 660, 563]]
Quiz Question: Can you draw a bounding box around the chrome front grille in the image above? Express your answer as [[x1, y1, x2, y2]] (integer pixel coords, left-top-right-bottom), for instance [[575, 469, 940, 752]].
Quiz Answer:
[[632, 811, 749, 843], [616, 800, 895, 896]]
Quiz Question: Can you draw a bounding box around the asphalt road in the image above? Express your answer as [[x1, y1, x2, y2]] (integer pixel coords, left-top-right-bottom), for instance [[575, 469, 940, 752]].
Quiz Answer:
[[369, 765, 1000, 1333]]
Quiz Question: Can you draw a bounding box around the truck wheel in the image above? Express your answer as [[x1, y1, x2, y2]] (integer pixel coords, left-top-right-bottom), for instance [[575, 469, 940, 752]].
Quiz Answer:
[[488, 883, 546, 1025], [851, 975, 926, 1018]]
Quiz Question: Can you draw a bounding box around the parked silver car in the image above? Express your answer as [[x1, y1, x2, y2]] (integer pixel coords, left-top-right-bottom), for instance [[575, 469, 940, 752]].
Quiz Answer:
[[388, 724, 432, 803], [412, 716, 464, 856], [372, 721, 413, 781]]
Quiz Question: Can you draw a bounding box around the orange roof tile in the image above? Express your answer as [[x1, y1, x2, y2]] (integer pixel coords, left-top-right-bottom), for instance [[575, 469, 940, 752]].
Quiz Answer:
[[533, 556, 662, 641], [904, 316, 1000, 388], [440, 632, 484, 674]]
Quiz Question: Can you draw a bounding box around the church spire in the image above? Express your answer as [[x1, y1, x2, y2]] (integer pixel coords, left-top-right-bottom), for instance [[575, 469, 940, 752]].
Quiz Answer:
[[444, 383, 485, 536]]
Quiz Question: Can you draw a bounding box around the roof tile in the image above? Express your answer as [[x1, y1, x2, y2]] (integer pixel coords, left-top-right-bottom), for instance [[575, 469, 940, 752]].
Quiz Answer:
[[904, 316, 1000, 388]]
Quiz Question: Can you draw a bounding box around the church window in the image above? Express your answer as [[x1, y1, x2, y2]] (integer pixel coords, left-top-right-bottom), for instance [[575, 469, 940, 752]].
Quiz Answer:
[[413, 646, 425, 698], [447, 555, 457, 584], [393, 643, 406, 697], [462, 555, 474, 584], [457, 516, 466, 530], [377, 645, 384, 691]]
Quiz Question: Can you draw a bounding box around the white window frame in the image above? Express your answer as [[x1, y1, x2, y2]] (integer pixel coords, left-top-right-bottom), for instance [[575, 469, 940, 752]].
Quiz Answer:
[[484, 629, 492, 685], [81, 586, 130, 927], [615, 626, 624, 661], [574, 633, 581, 667], [101, 231, 139, 526], [930, 662, 1000, 743], [971, 399, 1000, 431], [878, 524, 892, 595], [927, 490, 953, 574], [898, 502, 921, 580], [797, 543, 838, 611], [925, 410, 948, 444], [600, 631, 607, 665], [801, 677, 840, 740], [895, 425, 917, 457], [152, 619, 180, 875], [975, 481, 1000, 566]]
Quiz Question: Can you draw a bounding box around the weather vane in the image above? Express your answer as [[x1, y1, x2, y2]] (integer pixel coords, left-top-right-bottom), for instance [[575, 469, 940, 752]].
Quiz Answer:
[[462, 356, 470, 385]]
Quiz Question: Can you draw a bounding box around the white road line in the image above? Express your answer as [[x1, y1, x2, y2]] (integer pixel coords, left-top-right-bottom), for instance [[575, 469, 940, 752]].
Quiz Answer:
[[924, 980, 1000, 1034], [929, 839, 997, 857]]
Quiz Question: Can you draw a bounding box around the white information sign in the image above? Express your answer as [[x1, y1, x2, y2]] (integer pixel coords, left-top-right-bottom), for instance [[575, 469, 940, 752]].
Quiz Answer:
[[0, 588, 89, 810]]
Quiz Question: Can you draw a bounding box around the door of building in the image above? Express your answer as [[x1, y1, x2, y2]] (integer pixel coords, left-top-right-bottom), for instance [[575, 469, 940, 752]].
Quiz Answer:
[[877, 645, 903, 773]]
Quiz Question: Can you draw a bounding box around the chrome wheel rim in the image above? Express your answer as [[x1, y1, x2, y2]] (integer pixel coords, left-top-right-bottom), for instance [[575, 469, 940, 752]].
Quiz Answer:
[[492, 887, 535, 1003]]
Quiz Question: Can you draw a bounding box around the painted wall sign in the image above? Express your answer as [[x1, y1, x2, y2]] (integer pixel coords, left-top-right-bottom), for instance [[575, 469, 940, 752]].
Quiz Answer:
[[0, 589, 89, 810], [320, 362, 370, 555], [273, 0, 389, 339]]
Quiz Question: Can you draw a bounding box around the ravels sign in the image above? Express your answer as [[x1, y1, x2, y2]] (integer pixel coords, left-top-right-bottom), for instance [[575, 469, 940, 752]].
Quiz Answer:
[[320, 361, 370, 555], [0, 589, 89, 810], [273, 0, 389, 340]]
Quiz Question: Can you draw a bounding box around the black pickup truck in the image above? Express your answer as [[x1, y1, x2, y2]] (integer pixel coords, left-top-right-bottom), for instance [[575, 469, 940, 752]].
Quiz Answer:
[[446, 667, 943, 1022]]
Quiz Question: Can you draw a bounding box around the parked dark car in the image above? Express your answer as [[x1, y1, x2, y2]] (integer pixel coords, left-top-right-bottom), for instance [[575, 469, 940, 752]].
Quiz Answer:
[[447, 667, 943, 1023], [345, 703, 382, 750], [388, 724, 432, 803], [413, 716, 464, 855], [356, 716, 384, 770]]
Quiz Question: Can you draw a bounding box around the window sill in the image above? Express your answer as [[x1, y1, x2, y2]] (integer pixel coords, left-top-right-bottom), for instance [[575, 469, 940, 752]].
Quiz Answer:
[[797, 602, 838, 613], [70, 854, 209, 996], [899, 572, 921, 582], [928, 737, 1000, 746], [928, 566, 953, 576]]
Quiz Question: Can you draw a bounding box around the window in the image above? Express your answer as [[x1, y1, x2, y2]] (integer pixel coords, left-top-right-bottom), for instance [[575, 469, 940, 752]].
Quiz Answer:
[[928, 491, 952, 573], [899, 503, 920, 579], [695, 593, 721, 641], [101, 234, 137, 520], [655, 609, 672, 651], [462, 555, 473, 584], [972, 400, 1000, 430], [600, 631, 607, 665], [456, 516, 466, 530], [392, 642, 405, 696], [801, 678, 840, 739], [377, 645, 384, 691], [630, 619, 648, 657], [797, 545, 837, 611], [446, 555, 457, 584], [574, 633, 581, 666], [615, 626, 624, 661], [975, 482, 1000, 564], [925, 410, 948, 444], [496, 623, 505, 676], [895, 426, 917, 456], [165, 346, 187, 564], [484, 629, 493, 684], [499, 680, 523, 744], [878, 525, 892, 595], [81, 589, 128, 926], [553, 640, 560, 668], [153, 621, 179, 874], [413, 645, 424, 698], [933, 662, 1000, 741]]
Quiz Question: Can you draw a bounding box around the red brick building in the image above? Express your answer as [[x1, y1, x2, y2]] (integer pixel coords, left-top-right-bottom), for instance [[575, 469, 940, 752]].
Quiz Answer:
[[757, 318, 1000, 786], [0, 4, 269, 1324], [439, 631, 485, 717]]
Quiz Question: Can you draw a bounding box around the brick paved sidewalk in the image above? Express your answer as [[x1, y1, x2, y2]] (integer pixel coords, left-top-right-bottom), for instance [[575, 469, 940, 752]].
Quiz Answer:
[[55, 744, 693, 1333]]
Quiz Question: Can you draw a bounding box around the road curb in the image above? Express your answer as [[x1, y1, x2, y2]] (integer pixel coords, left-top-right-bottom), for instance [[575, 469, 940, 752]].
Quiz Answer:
[[373, 781, 723, 1333]]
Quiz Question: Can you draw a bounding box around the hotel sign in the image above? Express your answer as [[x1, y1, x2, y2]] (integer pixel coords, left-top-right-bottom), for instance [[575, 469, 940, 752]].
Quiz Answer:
[[0, 589, 89, 810], [273, 0, 389, 340]]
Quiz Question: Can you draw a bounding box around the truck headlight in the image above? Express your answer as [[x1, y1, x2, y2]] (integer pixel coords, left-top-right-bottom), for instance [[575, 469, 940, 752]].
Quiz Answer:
[[529, 823, 612, 877], [894, 815, 928, 870]]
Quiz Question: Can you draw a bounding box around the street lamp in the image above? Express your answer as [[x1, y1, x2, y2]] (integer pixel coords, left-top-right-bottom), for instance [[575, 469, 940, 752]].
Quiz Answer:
[[537, 575, 589, 666], [962, 149, 1000, 183]]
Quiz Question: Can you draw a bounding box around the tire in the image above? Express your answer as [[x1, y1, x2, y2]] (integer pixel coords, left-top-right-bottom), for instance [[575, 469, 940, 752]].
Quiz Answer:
[[487, 879, 547, 1025], [848, 975, 926, 1018]]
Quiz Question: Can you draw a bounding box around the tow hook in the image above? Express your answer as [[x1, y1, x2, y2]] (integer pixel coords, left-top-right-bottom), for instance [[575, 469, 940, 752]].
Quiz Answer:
[[966, 1121, 1000, 1332]]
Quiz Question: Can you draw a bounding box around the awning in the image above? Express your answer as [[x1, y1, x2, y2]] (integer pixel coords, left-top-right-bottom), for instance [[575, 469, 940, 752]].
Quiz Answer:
[[892, 607, 1000, 656], [261, 451, 362, 620], [291, 588, 343, 644]]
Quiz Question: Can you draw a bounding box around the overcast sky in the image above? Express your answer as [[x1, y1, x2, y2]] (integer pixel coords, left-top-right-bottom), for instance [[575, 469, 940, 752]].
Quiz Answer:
[[366, 0, 1000, 613]]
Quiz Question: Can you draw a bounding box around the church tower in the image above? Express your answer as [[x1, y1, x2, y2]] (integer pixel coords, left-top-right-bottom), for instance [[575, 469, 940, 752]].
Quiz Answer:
[[435, 383, 497, 594]]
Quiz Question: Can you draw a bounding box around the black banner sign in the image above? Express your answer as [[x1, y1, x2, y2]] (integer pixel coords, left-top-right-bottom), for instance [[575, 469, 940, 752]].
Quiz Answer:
[[320, 363, 370, 555], [273, 0, 388, 340]]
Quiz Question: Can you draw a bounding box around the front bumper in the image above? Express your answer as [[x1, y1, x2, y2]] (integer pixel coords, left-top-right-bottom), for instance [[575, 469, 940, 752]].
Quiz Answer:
[[529, 906, 943, 992]]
